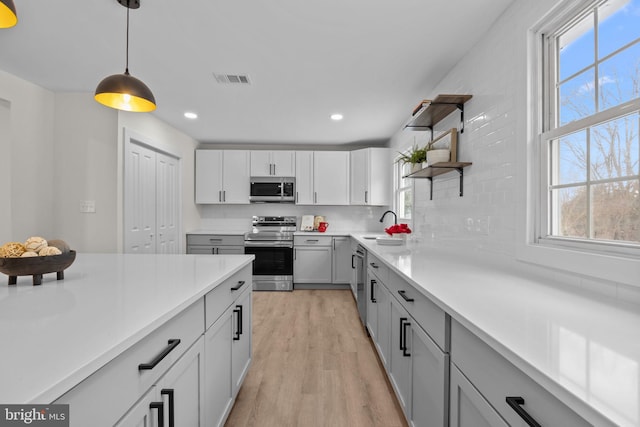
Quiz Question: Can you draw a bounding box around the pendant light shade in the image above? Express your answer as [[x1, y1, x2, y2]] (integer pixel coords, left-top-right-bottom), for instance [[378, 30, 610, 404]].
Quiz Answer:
[[95, 70, 156, 112], [94, 0, 156, 112], [0, 0, 17, 28]]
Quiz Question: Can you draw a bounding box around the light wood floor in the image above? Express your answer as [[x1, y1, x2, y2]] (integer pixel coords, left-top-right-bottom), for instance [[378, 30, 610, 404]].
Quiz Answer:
[[225, 290, 408, 427]]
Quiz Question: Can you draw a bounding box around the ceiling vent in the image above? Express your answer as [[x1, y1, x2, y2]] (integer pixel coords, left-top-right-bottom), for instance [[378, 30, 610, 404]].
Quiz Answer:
[[213, 73, 251, 85]]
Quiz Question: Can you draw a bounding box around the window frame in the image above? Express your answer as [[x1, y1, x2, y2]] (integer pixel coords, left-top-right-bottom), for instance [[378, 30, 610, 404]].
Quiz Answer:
[[521, 0, 640, 288], [537, 0, 640, 256], [393, 153, 414, 226]]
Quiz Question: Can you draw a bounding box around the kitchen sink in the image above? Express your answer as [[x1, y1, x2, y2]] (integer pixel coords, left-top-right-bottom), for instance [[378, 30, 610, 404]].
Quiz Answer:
[[375, 236, 405, 246]]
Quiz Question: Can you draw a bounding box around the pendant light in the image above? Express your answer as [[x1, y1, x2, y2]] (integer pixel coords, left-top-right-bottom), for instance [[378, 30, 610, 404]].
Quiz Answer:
[[95, 0, 156, 112], [0, 0, 17, 28]]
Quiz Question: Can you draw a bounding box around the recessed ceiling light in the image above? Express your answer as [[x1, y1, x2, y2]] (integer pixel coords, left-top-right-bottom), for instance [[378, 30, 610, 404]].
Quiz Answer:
[[331, 113, 343, 121], [184, 112, 198, 119]]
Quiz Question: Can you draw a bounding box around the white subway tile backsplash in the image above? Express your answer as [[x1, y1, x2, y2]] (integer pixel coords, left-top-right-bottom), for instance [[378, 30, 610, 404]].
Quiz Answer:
[[388, 0, 640, 304]]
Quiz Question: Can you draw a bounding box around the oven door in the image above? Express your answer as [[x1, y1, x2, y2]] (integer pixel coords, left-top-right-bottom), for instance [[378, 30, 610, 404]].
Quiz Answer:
[[244, 241, 294, 290]]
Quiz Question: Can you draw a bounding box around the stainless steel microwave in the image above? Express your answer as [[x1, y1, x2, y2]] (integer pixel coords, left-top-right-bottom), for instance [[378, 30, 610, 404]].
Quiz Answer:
[[249, 177, 295, 203]]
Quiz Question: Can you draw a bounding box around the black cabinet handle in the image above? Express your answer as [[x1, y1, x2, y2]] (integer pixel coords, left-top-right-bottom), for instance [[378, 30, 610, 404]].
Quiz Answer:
[[161, 389, 175, 427], [398, 290, 414, 302], [237, 304, 243, 335], [351, 254, 356, 269], [150, 401, 164, 427], [506, 397, 542, 427], [138, 339, 181, 371], [401, 318, 411, 357], [369, 262, 378, 269], [231, 280, 246, 291], [399, 317, 407, 351], [370, 279, 377, 303], [233, 306, 242, 341]]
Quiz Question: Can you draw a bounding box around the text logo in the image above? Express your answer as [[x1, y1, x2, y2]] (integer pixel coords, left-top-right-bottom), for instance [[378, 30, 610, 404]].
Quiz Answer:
[[0, 405, 68, 427]]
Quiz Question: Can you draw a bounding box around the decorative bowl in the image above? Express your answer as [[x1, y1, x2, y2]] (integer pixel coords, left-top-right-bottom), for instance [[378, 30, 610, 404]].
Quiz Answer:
[[0, 250, 76, 285]]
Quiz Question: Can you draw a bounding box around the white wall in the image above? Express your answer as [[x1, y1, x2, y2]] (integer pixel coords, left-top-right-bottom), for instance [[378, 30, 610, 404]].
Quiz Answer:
[[0, 70, 55, 244], [53, 93, 119, 252], [389, 0, 640, 301]]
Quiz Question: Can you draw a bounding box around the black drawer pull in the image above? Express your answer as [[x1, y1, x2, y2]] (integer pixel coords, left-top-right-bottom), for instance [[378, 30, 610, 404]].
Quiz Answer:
[[370, 279, 377, 303], [402, 319, 411, 357], [231, 280, 246, 291], [506, 397, 542, 427], [233, 306, 242, 341], [138, 339, 181, 371], [369, 262, 378, 269], [398, 290, 414, 302], [150, 401, 164, 427], [161, 389, 175, 427]]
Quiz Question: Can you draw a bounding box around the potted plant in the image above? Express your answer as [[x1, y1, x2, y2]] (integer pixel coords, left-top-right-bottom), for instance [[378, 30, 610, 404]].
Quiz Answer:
[[397, 144, 427, 173]]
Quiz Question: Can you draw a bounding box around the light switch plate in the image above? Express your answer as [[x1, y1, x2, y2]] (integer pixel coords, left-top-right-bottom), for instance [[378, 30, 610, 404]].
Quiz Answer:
[[80, 200, 96, 213]]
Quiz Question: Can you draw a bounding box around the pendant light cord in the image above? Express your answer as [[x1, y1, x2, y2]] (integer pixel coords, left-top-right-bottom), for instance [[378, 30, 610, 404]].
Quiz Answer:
[[125, 3, 130, 74]]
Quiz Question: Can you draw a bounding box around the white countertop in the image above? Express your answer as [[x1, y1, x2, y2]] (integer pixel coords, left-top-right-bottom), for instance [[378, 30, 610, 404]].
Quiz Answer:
[[352, 234, 639, 427], [0, 253, 253, 404]]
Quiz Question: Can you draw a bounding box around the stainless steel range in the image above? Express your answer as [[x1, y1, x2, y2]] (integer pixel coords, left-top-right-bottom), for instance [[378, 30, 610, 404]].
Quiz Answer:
[[244, 216, 296, 291]]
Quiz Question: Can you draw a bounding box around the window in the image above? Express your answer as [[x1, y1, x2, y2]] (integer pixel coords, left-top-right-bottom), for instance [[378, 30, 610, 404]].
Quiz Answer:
[[394, 156, 413, 223], [540, 0, 640, 252]]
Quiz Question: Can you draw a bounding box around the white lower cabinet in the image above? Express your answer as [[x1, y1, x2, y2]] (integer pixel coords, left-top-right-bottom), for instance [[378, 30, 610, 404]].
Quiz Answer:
[[367, 257, 448, 427], [389, 298, 449, 427], [332, 236, 352, 284], [450, 320, 593, 427], [449, 364, 508, 427], [204, 284, 252, 427], [55, 265, 252, 427], [116, 337, 205, 427], [294, 236, 333, 284]]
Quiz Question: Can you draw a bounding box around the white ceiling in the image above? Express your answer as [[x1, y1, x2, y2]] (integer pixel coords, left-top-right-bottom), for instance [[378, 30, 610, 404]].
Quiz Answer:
[[0, 0, 513, 146]]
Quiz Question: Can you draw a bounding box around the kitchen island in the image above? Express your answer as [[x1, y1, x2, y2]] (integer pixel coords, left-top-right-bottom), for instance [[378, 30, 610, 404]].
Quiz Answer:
[[0, 253, 253, 425], [353, 234, 640, 427]]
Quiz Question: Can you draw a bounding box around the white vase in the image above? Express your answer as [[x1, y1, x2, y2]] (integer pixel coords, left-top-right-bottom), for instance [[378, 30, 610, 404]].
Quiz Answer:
[[411, 163, 423, 173], [426, 149, 450, 165]]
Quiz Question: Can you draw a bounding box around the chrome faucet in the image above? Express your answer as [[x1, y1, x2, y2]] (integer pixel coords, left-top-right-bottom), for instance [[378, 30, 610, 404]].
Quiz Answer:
[[379, 210, 397, 225]]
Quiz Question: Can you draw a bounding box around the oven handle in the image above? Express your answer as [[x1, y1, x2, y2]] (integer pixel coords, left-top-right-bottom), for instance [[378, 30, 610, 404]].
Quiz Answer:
[[244, 241, 293, 248]]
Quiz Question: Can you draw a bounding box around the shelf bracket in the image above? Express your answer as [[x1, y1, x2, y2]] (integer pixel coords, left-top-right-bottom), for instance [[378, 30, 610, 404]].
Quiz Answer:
[[457, 104, 465, 133], [427, 167, 466, 200]]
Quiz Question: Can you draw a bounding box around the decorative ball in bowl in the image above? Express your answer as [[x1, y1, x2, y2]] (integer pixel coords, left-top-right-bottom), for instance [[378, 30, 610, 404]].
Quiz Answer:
[[0, 238, 76, 286]]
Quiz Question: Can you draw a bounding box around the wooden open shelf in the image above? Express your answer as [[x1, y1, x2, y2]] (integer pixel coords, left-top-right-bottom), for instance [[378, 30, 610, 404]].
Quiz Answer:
[[403, 162, 472, 200], [405, 94, 473, 133]]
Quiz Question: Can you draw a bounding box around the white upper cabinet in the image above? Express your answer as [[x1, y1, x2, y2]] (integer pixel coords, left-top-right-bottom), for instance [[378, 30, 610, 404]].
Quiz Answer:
[[250, 151, 295, 177], [350, 147, 390, 206], [195, 150, 250, 204], [295, 151, 350, 205]]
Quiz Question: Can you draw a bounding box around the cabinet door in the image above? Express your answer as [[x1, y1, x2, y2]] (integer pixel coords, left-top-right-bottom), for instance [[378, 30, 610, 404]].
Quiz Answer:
[[221, 150, 250, 204], [271, 151, 295, 176], [250, 151, 272, 176], [376, 282, 391, 368], [195, 150, 223, 204], [231, 287, 252, 395], [350, 148, 367, 205], [313, 151, 350, 205], [204, 308, 233, 427], [368, 147, 390, 206], [295, 151, 314, 204], [294, 246, 332, 283], [114, 386, 160, 427], [450, 365, 508, 427], [187, 246, 215, 254], [390, 298, 412, 416], [410, 319, 449, 427], [157, 336, 205, 427], [332, 237, 352, 283], [366, 273, 379, 342]]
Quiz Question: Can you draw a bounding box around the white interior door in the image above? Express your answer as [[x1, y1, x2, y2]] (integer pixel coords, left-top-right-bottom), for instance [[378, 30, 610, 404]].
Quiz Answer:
[[124, 131, 181, 254], [125, 142, 157, 253], [156, 152, 179, 254]]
